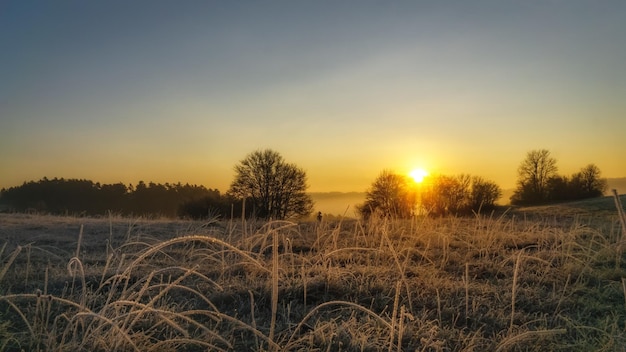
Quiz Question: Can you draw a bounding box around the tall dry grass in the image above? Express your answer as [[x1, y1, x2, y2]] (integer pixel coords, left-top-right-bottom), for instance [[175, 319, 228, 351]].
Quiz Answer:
[[0, 199, 625, 351]]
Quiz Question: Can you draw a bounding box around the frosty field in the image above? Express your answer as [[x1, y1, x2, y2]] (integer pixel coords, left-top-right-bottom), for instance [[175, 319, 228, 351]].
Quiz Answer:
[[0, 197, 625, 351]]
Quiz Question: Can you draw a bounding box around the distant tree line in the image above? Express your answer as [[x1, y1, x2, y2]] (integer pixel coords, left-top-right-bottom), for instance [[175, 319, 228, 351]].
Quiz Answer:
[[0, 177, 243, 219], [0, 148, 610, 220], [511, 149, 607, 205]]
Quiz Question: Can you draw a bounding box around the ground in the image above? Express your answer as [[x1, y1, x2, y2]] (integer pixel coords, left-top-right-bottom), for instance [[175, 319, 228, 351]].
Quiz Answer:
[[0, 195, 625, 351]]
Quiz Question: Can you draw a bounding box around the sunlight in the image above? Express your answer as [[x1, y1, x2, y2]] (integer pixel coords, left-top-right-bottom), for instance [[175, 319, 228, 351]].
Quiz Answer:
[[409, 168, 429, 183]]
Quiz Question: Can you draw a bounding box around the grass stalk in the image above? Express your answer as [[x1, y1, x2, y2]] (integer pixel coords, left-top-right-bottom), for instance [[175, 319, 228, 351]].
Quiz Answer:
[[99, 253, 114, 287], [67, 257, 87, 309], [285, 300, 392, 348], [612, 190, 626, 268], [301, 261, 307, 309], [397, 305, 406, 352], [120, 235, 270, 279], [249, 290, 260, 350], [510, 250, 524, 332], [24, 244, 31, 289], [0, 297, 35, 338], [74, 311, 141, 352], [436, 288, 442, 326], [241, 197, 247, 240], [125, 266, 199, 333], [552, 273, 570, 317], [381, 227, 413, 311], [0, 242, 6, 261], [612, 189, 626, 239], [388, 280, 401, 352], [108, 210, 113, 248], [76, 224, 84, 258], [465, 262, 469, 326], [622, 278, 626, 309], [44, 266, 49, 295], [0, 245, 22, 283], [268, 228, 279, 349], [496, 329, 567, 352]]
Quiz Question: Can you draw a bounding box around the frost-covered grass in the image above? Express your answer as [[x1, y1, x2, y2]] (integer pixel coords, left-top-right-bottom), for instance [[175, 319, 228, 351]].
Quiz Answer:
[[0, 198, 625, 351]]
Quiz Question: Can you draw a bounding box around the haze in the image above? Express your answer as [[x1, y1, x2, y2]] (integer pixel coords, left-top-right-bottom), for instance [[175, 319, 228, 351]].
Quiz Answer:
[[1, 1, 625, 193]]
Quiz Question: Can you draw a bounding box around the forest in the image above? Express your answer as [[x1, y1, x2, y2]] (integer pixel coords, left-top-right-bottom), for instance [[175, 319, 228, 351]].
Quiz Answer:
[[0, 178, 233, 218]]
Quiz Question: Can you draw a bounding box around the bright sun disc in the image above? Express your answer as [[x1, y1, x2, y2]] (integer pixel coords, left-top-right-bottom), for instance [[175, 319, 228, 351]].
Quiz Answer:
[[409, 168, 428, 183]]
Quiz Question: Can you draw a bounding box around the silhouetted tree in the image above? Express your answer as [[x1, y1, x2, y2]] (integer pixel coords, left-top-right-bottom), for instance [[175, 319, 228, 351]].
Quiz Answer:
[[546, 175, 570, 202], [228, 149, 314, 220], [570, 164, 607, 198], [421, 175, 470, 216], [469, 176, 502, 211], [511, 149, 558, 205], [511, 150, 607, 205], [420, 174, 501, 216], [358, 170, 415, 219]]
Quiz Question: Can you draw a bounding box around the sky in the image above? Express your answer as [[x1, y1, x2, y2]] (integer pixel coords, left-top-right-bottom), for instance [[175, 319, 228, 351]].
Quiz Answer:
[[2, 0, 625, 193]]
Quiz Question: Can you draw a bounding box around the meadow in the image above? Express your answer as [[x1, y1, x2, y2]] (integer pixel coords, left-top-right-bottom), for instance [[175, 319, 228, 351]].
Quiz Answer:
[[1, 196, 625, 351]]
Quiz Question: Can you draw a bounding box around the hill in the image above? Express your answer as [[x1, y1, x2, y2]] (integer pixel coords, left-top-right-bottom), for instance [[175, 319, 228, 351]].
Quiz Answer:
[[510, 193, 626, 225]]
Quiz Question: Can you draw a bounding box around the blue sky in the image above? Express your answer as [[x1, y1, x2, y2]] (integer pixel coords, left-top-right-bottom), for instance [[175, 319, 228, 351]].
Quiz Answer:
[[1, 1, 625, 192]]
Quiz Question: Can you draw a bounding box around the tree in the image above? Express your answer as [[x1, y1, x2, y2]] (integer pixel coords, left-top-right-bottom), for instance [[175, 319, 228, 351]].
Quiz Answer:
[[570, 164, 607, 198], [546, 175, 570, 202], [469, 176, 502, 211], [421, 174, 469, 216], [358, 170, 416, 219], [511, 149, 558, 205], [228, 149, 313, 220], [420, 174, 501, 216]]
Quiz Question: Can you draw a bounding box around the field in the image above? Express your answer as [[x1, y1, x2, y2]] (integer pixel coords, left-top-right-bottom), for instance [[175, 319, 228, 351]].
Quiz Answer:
[[1, 196, 625, 351]]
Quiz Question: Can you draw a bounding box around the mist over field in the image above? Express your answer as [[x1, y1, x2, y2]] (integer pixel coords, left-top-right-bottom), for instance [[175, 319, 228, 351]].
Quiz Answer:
[[608, 177, 626, 194], [309, 192, 366, 217]]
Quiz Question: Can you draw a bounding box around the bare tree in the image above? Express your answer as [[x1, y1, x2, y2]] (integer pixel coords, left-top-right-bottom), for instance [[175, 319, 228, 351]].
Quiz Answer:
[[469, 176, 502, 211], [421, 174, 470, 216], [228, 149, 313, 220], [358, 170, 416, 219], [421, 174, 501, 215], [570, 164, 608, 198], [511, 149, 558, 205]]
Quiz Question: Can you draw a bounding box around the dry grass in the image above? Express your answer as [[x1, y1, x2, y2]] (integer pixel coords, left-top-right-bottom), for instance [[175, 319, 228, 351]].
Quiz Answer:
[[0, 198, 625, 351]]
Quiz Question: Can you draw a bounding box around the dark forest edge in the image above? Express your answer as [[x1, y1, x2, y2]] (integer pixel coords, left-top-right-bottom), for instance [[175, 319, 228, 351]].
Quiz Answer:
[[0, 178, 238, 219]]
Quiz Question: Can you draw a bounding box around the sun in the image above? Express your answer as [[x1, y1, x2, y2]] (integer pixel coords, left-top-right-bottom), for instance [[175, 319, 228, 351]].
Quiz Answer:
[[409, 168, 429, 183]]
